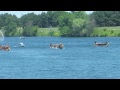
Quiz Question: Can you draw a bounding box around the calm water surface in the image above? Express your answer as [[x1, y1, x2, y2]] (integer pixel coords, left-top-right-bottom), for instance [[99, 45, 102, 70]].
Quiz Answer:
[[0, 37, 120, 79]]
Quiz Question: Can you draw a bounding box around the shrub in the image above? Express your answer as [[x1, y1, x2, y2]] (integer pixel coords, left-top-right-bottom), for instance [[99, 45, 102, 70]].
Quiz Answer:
[[117, 33, 120, 37], [103, 28, 107, 31], [111, 30, 114, 34]]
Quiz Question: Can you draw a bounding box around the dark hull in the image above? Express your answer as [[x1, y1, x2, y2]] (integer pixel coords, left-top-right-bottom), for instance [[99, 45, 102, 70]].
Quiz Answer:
[[95, 43, 108, 46], [50, 43, 64, 49]]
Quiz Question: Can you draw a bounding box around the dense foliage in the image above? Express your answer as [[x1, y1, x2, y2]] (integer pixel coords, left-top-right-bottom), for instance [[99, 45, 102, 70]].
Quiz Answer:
[[0, 11, 120, 37], [91, 11, 120, 26]]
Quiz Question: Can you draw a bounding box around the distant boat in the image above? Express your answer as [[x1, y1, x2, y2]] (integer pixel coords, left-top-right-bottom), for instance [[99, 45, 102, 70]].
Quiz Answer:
[[0, 30, 10, 51], [19, 42, 25, 47], [0, 45, 11, 51], [94, 41, 109, 46], [20, 36, 25, 39], [50, 43, 64, 49]]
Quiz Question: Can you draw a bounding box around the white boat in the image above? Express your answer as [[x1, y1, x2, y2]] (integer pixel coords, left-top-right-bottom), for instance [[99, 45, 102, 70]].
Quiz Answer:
[[19, 42, 25, 47], [20, 36, 25, 39]]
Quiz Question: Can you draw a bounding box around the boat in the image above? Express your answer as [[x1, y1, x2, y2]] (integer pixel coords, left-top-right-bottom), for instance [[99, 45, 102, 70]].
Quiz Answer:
[[0, 45, 11, 51], [50, 43, 64, 49], [20, 36, 25, 39], [0, 30, 10, 51], [19, 42, 25, 47], [94, 41, 109, 46]]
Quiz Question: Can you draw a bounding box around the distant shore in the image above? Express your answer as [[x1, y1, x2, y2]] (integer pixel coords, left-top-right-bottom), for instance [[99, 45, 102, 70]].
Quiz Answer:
[[3, 26, 120, 37]]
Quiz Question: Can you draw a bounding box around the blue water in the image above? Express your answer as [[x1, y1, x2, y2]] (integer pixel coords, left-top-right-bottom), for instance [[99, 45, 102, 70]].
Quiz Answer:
[[0, 37, 120, 79]]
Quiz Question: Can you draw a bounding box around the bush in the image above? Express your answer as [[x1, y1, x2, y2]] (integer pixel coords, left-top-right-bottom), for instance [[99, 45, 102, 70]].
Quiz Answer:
[[22, 26, 38, 36], [117, 33, 120, 37], [48, 31, 54, 36], [103, 28, 107, 31], [111, 30, 114, 34], [104, 33, 108, 37]]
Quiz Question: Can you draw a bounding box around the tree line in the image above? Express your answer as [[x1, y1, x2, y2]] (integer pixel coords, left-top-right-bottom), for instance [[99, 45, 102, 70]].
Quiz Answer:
[[0, 11, 120, 37]]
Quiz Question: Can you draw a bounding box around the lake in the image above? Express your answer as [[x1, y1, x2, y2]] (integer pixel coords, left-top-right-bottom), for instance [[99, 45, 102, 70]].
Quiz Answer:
[[0, 37, 120, 79]]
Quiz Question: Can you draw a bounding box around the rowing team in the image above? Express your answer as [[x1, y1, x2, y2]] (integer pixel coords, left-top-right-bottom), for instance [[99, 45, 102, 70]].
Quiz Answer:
[[0, 42, 25, 51], [50, 43, 64, 49], [0, 41, 109, 51], [94, 41, 109, 46], [0, 45, 11, 51]]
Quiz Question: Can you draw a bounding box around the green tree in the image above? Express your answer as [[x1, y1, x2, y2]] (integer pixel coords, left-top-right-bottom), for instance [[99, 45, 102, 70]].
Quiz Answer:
[[0, 13, 18, 36], [57, 12, 74, 36], [85, 18, 96, 36], [91, 11, 120, 26], [71, 18, 86, 36], [20, 13, 38, 28], [22, 26, 38, 36]]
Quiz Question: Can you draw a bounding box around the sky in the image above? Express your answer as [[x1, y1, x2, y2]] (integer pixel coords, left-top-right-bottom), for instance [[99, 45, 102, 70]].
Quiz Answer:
[[0, 11, 93, 18]]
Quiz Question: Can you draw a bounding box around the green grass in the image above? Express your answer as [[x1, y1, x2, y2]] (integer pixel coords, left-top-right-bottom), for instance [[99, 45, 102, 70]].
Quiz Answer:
[[15, 26, 120, 37], [15, 27, 60, 37], [36, 27, 60, 36], [92, 26, 120, 37], [14, 27, 24, 36]]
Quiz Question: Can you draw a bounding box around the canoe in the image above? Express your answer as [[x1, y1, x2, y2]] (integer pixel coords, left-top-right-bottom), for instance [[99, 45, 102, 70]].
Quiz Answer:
[[50, 43, 64, 49], [0, 45, 11, 51], [94, 41, 109, 46]]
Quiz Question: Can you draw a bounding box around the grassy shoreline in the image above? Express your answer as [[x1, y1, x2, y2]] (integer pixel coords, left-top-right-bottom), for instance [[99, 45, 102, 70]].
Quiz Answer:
[[92, 26, 120, 37], [14, 26, 120, 37]]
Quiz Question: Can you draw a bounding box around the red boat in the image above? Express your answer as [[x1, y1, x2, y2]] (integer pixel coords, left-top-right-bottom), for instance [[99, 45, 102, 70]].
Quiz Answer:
[[0, 45, 11, 51]]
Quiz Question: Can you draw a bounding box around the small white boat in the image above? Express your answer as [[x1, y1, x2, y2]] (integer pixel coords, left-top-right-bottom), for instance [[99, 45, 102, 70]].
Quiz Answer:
[[20, 36, 25, 39], [19, 42, 25, 47]]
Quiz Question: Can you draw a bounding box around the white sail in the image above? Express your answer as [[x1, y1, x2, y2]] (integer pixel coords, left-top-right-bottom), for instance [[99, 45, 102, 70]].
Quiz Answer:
[[0, 30, 4, 42]]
